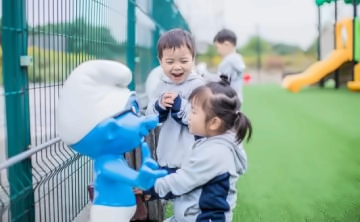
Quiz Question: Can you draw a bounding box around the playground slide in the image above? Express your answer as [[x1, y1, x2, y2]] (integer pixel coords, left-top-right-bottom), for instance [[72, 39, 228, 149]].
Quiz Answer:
[[347, 63, 360, 91], [282, 49, 349, 93]]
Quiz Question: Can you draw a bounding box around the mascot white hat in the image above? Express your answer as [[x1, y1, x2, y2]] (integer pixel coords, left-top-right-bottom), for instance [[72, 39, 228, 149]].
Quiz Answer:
[[57, 60, 132, 145]]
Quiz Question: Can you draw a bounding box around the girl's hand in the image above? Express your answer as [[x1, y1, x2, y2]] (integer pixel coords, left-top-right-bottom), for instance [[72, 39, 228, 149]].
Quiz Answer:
[[133, 188, 151, 201], [133, 188, 143, 195]]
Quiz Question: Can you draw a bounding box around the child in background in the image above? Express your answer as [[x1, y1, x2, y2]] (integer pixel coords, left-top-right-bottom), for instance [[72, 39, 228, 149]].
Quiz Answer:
[[213, 28, 246, 103], [152, 75, 252, 222], [145, 28, 205, 172]]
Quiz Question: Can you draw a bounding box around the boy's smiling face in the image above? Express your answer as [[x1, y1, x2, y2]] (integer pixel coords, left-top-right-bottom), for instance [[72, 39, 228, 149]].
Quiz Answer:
[[159, 45, 194, 84]]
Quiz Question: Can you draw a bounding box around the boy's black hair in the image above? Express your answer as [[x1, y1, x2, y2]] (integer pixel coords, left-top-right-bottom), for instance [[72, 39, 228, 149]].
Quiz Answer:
[[157, 28, 196, 60], [213, 29, 237, 46]]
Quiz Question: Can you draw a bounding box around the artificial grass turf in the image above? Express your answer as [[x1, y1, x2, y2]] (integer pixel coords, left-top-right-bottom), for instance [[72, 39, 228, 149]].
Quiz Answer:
[[234, 85, 360, 221]]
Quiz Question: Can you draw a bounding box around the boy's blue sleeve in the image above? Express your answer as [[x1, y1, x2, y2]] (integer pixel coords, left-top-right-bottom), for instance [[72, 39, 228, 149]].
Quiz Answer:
[[170, 95, 190, 126], [170, 78, 205, 126], [146, 97, 169, 123], [155, 101, 169, 123]]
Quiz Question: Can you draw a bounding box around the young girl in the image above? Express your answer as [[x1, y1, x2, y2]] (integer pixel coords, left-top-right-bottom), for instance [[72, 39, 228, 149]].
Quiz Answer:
[[152, 75, 252, 222]]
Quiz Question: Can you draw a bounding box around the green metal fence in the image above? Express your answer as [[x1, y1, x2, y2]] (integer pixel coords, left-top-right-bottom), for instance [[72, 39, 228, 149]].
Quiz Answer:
[[0, 0, 189, 221]]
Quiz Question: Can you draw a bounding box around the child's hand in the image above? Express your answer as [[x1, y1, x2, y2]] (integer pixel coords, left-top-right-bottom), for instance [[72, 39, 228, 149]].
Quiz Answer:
[[160, 92, 178, 108], [133, 188, 151, 201], [133, 188, 143, 195], [136, 158, 167, 190], [136, 142, 167, 190]]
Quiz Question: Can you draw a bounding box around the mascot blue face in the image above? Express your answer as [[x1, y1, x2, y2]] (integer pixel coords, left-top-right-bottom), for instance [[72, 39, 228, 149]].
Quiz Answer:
[[71, 92, 158, 158], [56, 60, 158, 158]]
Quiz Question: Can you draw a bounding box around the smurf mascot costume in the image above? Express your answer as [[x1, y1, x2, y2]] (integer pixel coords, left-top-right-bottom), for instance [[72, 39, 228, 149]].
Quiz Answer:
[[56, 60, 167, 222]]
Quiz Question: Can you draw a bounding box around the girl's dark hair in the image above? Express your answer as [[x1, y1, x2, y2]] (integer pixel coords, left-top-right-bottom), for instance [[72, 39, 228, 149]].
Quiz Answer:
[[157, 28, 196, 60], [189, 76, 252, 143], [219, 74, 231, 85]]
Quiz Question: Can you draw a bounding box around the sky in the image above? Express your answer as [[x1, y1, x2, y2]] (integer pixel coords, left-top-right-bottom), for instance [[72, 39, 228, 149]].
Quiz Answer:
[[224, 0, 319, 49], [178, 0, 357, 50], [0, 0, 357, 50]]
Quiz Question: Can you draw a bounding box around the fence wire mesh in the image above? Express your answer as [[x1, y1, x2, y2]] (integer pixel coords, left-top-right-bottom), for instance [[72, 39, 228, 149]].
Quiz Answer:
[[0, 0, 189, 221]]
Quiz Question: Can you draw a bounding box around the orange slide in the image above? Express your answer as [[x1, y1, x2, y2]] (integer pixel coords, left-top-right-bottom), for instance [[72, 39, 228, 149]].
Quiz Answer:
[[282, 49, 350, 93], [347, 63, 360, 91]]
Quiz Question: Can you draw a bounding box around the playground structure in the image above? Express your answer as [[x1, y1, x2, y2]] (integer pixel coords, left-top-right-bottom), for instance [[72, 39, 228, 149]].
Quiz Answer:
[[283, 0, 360, 93]]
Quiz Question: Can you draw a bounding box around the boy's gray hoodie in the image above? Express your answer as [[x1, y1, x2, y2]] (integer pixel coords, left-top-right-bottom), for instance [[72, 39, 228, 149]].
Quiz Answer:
[[218, 52, 246, 103], [146, 72, 205, 168], [154, 132, 247, 222]]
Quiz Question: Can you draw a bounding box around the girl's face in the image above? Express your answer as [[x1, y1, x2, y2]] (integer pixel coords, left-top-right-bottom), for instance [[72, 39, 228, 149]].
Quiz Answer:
[[159, 45, 194, 84], [188, 102, 207, 137], [189, 88, 224, 137]]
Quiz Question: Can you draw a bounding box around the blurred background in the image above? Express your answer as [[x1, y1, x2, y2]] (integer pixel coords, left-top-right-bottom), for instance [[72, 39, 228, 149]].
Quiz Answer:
[[0, 1, 359, 222], [178, 0, 359, 84]]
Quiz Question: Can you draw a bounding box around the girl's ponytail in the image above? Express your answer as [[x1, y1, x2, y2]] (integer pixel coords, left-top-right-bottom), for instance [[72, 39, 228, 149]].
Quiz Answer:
[[234, 111, 252, 143]]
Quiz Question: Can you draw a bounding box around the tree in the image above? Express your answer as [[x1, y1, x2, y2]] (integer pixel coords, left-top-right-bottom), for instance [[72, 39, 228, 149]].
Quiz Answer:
[[32, 17, 125, 58], [305, 38, 318, 56], [239, 36, 272, 56], [272, 43, 303, 55]]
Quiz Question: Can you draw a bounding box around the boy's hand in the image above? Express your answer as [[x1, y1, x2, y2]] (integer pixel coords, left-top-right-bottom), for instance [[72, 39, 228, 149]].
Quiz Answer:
[[160, 92, 178, 108]]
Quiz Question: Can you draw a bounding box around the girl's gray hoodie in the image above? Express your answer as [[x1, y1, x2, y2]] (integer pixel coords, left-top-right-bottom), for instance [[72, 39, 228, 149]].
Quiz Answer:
[[154, 132, 247, 222], [146, 72, 205, 168]]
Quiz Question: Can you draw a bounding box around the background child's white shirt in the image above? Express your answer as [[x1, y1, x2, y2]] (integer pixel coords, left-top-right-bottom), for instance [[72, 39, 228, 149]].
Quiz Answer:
[[218, 52, 246, 103], [145, 72, 205, 168]]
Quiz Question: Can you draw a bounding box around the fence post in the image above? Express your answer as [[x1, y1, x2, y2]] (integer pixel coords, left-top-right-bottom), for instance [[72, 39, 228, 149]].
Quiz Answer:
[[152, 27, 160, 68], [2, 0, 35, 221], [127, 0, 136, 91]]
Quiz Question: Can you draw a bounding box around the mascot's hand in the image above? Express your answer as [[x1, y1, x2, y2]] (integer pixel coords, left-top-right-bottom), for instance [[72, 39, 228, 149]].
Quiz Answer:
[[136, 143, 167, 190], [139, 115, 158, 137]]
